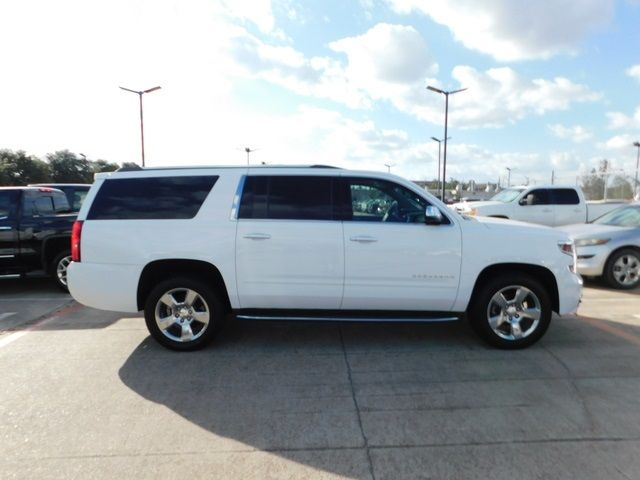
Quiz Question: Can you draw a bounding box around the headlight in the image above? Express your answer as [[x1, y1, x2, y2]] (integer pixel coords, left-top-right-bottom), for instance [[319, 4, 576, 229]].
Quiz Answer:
[[469, 208, 477, 216], [575, 238, 610, 247], [558, 240, 577, 273]]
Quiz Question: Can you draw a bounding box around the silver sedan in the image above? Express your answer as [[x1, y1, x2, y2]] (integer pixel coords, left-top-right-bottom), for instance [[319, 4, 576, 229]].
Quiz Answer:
[[558, 204, 640, 289]]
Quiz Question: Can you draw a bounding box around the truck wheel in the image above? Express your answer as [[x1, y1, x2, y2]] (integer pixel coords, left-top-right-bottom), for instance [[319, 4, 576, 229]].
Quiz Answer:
[[52, 251, 72, 292], [604, 249, 640, 290], [469, 274, 552, 349], [144, 277, 224, 351]]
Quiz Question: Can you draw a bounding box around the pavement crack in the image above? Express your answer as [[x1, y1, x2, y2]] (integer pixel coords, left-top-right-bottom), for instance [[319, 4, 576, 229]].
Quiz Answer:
[[339, 325, 376, 480]]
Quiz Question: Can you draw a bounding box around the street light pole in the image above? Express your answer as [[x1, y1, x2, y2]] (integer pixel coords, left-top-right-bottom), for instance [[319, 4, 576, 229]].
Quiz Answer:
[[119, 85, 161, 167], [431, 136, 451, 199], [427, 86, 467, 202], [634, 141, 640, 200], [384, 163, 394, 173], [506, 167, 512, 187]]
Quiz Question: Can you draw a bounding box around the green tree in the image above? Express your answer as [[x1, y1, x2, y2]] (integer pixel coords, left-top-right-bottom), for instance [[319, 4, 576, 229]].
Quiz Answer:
[[47, 150, 94, 183], [0, 149, 51, 186], [121, 162, 140, 170], [91, 159, 120, 173]]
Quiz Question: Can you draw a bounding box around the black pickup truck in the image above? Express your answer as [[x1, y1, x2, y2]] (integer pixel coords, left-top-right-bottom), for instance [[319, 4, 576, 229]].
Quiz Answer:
[[0, 187, 76, 290]]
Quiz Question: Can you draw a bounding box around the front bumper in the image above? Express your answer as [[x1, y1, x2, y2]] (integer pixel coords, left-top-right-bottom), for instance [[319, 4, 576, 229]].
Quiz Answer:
[[575, 245, 610, 277]]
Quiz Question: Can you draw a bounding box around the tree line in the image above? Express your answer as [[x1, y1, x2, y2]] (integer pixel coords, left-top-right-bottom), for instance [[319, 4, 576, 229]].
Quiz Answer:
[[0, 149, 137, 185]]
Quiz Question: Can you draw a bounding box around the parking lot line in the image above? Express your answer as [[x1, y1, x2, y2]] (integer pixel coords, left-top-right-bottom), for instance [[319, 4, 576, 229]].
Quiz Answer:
[[0, 302, 81, 350]]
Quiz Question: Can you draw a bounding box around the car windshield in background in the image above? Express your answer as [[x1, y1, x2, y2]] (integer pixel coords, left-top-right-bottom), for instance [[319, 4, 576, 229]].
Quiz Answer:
[[490, 188, 525, 203], [593, 205, 640, 227]]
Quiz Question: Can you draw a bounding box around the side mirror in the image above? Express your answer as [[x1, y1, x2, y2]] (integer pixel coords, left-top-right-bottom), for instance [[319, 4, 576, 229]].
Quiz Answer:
[[520, 194, 534, 206], [424, 205, 443, 225]]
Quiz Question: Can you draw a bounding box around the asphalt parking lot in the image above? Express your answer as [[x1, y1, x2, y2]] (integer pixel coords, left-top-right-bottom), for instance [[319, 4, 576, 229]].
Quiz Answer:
[[1, 279, 640, 479]]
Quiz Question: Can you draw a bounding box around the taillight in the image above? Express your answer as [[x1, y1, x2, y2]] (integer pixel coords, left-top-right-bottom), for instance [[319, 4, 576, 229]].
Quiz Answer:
[[71, 221, 83, 262]]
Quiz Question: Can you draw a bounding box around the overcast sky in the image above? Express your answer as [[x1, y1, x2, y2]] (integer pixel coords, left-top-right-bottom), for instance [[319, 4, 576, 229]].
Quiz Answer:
[[1, 0, 640, 184]]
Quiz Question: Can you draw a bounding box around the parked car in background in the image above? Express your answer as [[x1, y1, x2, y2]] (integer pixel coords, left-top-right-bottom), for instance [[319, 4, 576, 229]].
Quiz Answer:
[[453, 185, 626, 226], [0, 187, 76, 290], [29, 183, 91, 213], [68, 166, 581, 351], [558, 203, 640, 289]]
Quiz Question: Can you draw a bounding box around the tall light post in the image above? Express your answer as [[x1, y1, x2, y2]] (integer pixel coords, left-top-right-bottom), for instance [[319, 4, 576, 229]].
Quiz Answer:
[[506, 167, 512, 187], [245, 147, 258, 166], [634, 141, 640, 200], [119, 85, 161, 167], [427, 85, 467, 202], [431, 136, 451, 199], [384, 163, 394, 173]]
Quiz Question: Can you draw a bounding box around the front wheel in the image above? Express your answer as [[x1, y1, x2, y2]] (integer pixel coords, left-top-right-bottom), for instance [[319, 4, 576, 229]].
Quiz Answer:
[[144, 277, 224, 351], [469, 274, 552, 349], [604, 249, 640, 290]]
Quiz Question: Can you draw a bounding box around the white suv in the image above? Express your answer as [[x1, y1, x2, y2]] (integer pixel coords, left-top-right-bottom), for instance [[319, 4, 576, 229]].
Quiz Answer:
[[68, 166, 582, 350]]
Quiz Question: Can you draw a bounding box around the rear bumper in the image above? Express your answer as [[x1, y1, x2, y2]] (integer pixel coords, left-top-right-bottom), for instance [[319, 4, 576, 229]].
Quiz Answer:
[[68, 262, 140, 312]]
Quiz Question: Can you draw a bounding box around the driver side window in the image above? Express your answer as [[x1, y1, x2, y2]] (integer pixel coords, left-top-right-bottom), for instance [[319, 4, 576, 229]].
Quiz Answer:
[[347, 178, 428, 224]]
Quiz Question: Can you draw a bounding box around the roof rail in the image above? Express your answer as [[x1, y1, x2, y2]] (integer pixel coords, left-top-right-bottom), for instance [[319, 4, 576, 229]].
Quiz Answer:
[[309, 165, 341, 169]]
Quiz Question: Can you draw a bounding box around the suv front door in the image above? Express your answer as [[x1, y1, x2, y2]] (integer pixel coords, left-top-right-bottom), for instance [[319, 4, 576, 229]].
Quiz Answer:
[[339, 177, 462, 311], [235, 175, 344, 309]]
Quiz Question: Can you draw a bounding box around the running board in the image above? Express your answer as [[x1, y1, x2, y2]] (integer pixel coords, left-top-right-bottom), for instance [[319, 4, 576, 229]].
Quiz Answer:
[[234, 309, 462, 323]]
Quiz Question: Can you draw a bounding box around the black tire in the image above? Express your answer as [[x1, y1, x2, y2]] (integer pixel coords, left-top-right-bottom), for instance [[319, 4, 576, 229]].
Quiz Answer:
[[469, 274, 552, 349], [144, 277, 225, 351], [603, 249, 640, 290], [51, 251, 72, 292]]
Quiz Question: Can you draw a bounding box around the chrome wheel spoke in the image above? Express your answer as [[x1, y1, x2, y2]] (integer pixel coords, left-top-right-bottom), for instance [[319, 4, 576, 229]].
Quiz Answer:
[[511, 322, 523, 339], [520, 307, 541, 322], [192, 310, 210, 325], [184, 289, 198, 307], [157, 315, 176, 331], [514, 287, 530, 308], [160, 293, 178, 308], [488, 314, 505, 330], [494, 293, 508, 310], [180, 323, 194, 341]]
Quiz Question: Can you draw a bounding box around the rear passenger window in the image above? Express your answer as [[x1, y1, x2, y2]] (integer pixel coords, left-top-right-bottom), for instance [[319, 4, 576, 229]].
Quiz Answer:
[[87, 176, 218, 220], [34, 196, 55, 216], [239, 176, 333, 221], [552, 189, 580, 205], [0, 191, 18, 219]]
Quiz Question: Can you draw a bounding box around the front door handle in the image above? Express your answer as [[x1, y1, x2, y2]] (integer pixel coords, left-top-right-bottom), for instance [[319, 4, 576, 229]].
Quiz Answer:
[[350, 235, 378, 243], [542, 209, 552, 213], [243, 233, 271, 240]]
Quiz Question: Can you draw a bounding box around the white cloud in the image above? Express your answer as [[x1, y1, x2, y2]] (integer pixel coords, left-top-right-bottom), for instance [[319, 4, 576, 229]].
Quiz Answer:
[[387, 0, 613, 61], [603, 134, 639, 150], [548, 124, 593, 143], [626, 64, 640, 82], [607, 107, 640, 130], [229, 25, 600, 128]]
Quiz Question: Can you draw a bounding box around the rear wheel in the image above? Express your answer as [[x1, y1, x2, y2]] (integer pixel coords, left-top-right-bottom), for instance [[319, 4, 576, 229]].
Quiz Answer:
[[144, 277, 224, 351], [51, 251, 72, 292], [469, 274, 552, 349], [604, 249, 640, 290]]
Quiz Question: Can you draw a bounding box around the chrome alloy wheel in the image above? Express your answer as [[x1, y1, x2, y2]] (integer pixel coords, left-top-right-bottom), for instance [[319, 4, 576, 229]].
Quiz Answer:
[[154, 288, 211, 342], [56, 255, 72, 286], [486, 285, 542, 341], [612, 254, 640, 287]]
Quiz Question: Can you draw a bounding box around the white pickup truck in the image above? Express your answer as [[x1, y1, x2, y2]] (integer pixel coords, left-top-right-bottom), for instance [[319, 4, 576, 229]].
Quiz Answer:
[[453, 185, 626, 226]]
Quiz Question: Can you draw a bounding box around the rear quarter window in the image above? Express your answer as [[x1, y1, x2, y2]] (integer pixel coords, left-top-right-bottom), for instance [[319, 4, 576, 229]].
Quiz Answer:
[[87, 176, 218, 220]]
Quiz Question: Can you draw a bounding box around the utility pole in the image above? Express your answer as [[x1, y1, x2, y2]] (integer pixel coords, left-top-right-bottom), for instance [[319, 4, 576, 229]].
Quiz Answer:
[[119, 86, 162, 167], [551, 170, 555, 185], [427, 86, 467, 202]]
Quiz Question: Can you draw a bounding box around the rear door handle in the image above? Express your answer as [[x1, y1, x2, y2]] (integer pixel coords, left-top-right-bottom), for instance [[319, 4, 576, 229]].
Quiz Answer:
[[243, 233, 271, 240], [350, 235, 378, 243]]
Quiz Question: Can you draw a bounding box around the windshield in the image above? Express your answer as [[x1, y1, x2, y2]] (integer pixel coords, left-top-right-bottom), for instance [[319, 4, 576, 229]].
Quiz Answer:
[[490, 188, 525, 203], [593, 205, 640, 227]]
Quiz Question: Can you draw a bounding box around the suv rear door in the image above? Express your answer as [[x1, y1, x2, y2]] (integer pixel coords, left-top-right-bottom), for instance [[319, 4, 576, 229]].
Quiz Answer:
[[0, 190, 19, 271], [338, 176, 462, 311], [235, 174, 344, 309]]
